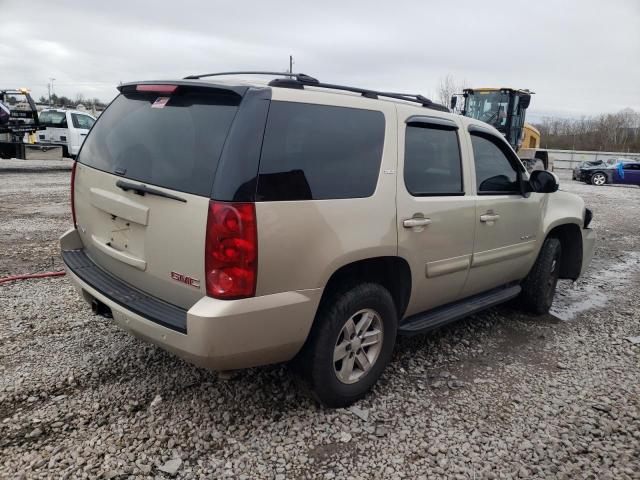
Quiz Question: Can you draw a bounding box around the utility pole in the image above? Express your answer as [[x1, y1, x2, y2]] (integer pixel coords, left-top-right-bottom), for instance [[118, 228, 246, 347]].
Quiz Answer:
[[48, 78, 56, 106], [289, 55, 293, 74]]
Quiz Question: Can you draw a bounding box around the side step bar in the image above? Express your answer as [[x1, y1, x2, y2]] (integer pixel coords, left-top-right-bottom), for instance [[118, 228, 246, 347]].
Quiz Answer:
[[398, 285, 521, 336]]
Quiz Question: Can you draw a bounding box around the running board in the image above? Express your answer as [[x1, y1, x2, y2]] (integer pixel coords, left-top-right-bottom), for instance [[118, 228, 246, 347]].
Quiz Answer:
[[398, 285, 521, 336]]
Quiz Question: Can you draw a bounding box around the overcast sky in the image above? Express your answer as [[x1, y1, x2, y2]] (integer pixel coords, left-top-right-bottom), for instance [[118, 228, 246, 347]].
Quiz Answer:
[[2, 0, 638, 119]]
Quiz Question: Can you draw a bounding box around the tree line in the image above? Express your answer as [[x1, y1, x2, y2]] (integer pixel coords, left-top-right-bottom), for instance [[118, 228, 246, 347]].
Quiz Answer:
[[37, 93, 107, 109], [532, 109, 640, 152]]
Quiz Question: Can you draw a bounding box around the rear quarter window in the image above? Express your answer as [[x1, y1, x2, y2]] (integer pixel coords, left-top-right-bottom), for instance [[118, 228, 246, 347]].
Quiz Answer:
[[256, 101, 385, 201], [78, 90, 240, 197]]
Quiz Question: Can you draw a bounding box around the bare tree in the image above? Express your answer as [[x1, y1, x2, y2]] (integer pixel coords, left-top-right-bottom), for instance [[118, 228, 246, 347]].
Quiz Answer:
[[534, 109, 640, 151], [436, 74, 469, 110]]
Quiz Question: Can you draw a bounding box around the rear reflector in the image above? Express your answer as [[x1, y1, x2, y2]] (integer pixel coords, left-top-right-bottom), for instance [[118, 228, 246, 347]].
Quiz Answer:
[[205, 201, 257, 299], [136, 84, 178, 94]]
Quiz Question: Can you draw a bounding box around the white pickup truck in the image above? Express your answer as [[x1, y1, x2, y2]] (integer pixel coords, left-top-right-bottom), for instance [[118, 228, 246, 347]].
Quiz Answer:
[[37, 109, 96, 158]]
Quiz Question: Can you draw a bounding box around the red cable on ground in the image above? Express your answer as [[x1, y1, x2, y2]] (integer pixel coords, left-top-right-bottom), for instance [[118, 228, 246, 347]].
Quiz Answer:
[[0, 271, 66, 285]]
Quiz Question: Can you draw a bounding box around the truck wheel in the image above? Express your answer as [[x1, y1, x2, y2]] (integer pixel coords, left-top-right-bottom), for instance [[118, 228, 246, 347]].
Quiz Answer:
[[296, 283, 397, 407], [591, 172, 607, 186], [520, 237, 562, 315]]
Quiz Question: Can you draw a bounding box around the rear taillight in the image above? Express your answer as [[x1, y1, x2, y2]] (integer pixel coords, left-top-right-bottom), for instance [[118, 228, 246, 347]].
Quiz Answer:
[[70, 161, 77, 227], [205, 201, 257, 299]]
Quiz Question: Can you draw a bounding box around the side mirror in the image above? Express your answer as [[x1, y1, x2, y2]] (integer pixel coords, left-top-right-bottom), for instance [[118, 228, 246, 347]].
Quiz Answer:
[[450, 96, 457, 110], [528, 170, 558, 193], [520, 94, 531, 109]]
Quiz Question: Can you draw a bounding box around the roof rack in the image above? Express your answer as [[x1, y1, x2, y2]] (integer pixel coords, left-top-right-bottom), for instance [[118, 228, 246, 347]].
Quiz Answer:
[[182, 71, 449, 112], [183, 71, 320, 83]]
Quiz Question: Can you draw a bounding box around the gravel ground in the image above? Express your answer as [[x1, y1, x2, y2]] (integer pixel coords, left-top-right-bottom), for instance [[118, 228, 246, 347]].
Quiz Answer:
[[1, 168, 638, 479]]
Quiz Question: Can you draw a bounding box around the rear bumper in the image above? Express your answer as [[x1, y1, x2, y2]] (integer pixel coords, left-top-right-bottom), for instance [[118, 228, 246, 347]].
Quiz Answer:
[[581, 228, 596, 277], [60, 228, 322, 370]]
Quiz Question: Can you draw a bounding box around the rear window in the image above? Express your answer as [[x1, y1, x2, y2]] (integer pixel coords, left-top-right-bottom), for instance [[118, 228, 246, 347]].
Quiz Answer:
[[256, 101, 385, 201], [39, 111, 68, 128], [78, 90, 240, 197]]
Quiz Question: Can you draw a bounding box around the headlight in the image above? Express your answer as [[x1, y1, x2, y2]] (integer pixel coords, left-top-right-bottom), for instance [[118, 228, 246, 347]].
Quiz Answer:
[[584, 208, 593, 229]]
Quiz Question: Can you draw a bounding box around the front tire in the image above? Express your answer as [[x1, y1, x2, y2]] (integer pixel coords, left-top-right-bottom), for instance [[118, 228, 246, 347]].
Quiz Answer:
[[591, 172, 607, 186], [520, 237, 562, 315], [297, 283, 397, 407]]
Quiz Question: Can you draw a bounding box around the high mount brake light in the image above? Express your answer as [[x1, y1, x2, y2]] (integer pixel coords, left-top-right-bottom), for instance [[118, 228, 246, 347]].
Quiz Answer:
[[205, 201, 257, 299], [135, 84, 178, 94]]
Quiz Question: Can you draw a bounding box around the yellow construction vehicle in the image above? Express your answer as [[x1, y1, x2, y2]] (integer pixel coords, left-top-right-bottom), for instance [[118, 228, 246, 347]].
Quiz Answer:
[[451, 88, 550, 171]]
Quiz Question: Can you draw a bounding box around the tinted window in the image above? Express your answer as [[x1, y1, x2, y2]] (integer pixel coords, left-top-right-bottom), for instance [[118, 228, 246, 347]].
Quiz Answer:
[[471, 134, 519, 193], [78, 91, 240, 197], [39, 111, 67, 128], [404, 125, 462, 195], [257, 102, 385, 201], [72, 113, 95, 130]]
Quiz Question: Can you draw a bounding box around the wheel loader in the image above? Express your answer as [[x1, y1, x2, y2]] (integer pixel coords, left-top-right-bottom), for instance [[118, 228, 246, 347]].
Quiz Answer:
[[451, 88, 551, 171]]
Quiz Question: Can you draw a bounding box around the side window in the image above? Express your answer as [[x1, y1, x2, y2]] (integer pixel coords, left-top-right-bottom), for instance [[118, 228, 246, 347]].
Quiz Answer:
[[404, 124, 463, 195], [471, 134, 520, 193], [72, 114, 95, 130], [39, 111, 67, 128], [257, 101, 385, 201]]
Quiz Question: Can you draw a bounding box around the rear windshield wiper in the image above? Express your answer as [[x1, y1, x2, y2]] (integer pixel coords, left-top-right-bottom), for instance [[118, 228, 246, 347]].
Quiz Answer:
[[116, 180, 187, 203]]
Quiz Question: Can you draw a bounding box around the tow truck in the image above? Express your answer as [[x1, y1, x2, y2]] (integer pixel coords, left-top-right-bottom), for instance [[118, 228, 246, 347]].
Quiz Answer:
[[0, 88, 42, 159]]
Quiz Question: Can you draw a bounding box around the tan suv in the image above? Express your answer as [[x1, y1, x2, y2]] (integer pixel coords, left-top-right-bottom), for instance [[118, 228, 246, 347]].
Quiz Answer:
[[60, 72, 595, 407]]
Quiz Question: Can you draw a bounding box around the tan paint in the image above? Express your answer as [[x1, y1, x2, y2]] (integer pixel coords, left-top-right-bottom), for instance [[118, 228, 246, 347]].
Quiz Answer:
[[256, 90, 398, 296], [89, 187, 150, 226], [74, 163, 209, 309], [90, 234, 148, 271], [425, 254, 471, 278], [62, 81, 596, 372]]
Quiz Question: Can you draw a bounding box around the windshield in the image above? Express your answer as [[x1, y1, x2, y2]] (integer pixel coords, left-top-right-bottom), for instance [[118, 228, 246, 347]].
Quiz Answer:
[[465, 91, 510, 130]]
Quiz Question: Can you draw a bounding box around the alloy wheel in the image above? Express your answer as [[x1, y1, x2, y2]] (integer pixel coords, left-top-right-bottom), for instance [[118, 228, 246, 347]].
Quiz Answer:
[[333, 309, 383, 384]]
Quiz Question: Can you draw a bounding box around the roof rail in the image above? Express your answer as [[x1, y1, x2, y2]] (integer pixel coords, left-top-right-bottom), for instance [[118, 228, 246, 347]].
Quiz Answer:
[[182, 71, 449, 112], [183, 71, 320, 83]]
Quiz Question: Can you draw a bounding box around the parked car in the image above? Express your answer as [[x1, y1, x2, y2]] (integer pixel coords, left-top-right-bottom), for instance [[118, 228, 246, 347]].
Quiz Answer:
[[572, 159, 618, 180], [577, 159, 639, 186], [37, 109, 96, 158], [60, 73, 596, 407]]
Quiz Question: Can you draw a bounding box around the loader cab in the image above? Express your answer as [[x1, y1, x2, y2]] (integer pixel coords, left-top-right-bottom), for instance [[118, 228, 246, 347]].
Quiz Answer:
[[455, 88, 532, 151]]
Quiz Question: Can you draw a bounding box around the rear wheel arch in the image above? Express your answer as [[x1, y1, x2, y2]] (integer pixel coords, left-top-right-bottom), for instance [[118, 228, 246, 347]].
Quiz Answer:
[[318, 256, 412, 320], [546, 223, 582, 280]]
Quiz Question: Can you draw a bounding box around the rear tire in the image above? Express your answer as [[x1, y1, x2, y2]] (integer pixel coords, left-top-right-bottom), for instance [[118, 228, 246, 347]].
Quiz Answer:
[[520, 237, 562, 315], [296, 283, 397, 408]]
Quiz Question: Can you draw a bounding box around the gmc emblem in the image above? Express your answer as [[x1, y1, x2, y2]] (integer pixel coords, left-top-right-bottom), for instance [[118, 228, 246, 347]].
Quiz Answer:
[[170, 271, 201, 288]]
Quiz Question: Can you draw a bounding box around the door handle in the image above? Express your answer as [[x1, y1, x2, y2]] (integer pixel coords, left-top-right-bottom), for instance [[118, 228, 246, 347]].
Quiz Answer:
[[480, 213, 500, 222], [403, 217, 432, 228]]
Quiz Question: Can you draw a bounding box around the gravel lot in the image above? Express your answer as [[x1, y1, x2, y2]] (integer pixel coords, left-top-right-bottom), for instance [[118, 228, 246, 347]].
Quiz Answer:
[[1, 164, 639, 479]]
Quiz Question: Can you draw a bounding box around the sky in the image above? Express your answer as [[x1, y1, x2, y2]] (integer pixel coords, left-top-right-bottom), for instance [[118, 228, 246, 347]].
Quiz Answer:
[[1, 0, 639, 120]]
